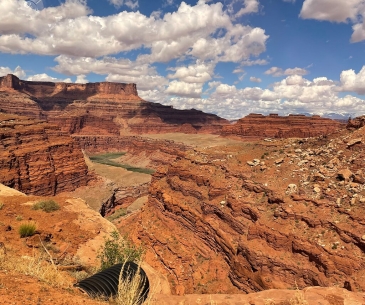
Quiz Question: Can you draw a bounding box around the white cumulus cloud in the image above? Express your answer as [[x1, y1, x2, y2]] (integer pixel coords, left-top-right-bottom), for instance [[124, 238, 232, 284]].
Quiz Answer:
[[235, 0, 260, 17], [265, 66, 309, 77], [27, 73, 72, 83], [75, 74, 88, 84], [0, 0, 268, 64], [167, 61, 215, 83], [250, 76, 262, 83], [165, 81, 203, 98], [340, 66, 365, 94], [300, 0, 365, 42], [0, 65, 26, 78]]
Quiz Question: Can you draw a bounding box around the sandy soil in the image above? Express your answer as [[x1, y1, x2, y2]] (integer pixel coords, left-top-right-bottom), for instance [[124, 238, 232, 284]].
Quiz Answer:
[[142, 133, 243, 148]]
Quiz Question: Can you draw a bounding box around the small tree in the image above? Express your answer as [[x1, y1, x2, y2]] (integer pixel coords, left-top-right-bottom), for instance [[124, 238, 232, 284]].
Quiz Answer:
[[97, 231, 144, 271]]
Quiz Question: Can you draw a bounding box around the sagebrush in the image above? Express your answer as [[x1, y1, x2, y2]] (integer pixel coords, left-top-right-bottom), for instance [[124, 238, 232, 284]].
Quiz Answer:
[[32, 200, 60, 213], [97, 231, 144, 271]]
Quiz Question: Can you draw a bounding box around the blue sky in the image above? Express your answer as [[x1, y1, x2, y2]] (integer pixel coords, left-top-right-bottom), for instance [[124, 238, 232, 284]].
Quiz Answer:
[[1, 0, 365, 119]]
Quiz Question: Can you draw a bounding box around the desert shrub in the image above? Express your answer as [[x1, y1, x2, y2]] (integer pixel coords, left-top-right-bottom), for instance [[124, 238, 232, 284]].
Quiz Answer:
[[32, 200, 60, 213], [0, 202, 4, 210], [107, 208, 128, 222], [18, 221, 37, 238], [97, 231, 144, 271], [15, 215, 23, 221]]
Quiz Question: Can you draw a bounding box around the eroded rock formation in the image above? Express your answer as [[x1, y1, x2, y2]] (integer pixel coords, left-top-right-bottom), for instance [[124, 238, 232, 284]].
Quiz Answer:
[[0, 91, 45, 120], [0, 74, 139, 110], [119, 125, 365, 295], [0, 113, 89, 195], [0, 74, 228, 135], [222, 113, 343, 139], [347, 116, 365, 129]]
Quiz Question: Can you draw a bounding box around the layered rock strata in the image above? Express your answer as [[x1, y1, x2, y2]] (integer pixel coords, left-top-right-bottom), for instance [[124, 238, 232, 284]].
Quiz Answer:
[[0, 91, 45, 120], [0, 113, 88, 195], [222, 113, 343, 139], [100, 182, 150, 217], [0, 74, 229, 135], [0, 74, 139, 110], [120, 125, 365, 295]]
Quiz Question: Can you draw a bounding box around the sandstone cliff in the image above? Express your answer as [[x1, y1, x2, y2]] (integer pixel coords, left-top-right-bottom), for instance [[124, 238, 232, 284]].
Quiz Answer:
[[0, 113, 89, 195], [222, 113, 343, 139], [0, 74, 139, 110], [0, 74, 229, 135], [0, 91, 45, 120]]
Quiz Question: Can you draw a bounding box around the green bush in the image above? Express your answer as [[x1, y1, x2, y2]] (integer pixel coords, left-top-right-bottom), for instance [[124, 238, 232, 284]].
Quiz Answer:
[[107, 208, 128, 222], [32, 200, 60, 213], [19, 221, 37, 238], [97, 231, 144, 271]]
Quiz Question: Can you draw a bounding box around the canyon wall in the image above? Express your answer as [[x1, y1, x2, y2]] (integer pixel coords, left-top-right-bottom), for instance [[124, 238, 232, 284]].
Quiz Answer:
[[119, 126, 365, 295], [49, 99, 227, 135], [0, 91, 45, 120], [0, 74, 229, 135], [222, 113, 343, 138], [0, 113, 89, 195]]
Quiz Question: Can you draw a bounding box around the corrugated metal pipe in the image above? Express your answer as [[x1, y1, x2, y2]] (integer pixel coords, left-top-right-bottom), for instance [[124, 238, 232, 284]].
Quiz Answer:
[[74, 262, 149, 303]]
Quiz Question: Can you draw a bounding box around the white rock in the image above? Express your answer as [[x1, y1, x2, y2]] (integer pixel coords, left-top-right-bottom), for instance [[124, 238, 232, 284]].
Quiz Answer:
[[314, 187, 321, 193]]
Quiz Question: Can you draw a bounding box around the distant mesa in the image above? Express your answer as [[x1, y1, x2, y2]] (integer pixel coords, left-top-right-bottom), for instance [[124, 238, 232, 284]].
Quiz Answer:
[[0, 74, 343, 138], [0, 74, 229, 135], [222, 113, 343, 139]]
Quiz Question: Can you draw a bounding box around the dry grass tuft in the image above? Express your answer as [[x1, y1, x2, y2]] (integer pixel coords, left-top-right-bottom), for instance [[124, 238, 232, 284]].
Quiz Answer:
[[111, 262, 153, 305], [289, 285, 308, 305], [0, 249, 71, 289], [18, 221, 37, 237]]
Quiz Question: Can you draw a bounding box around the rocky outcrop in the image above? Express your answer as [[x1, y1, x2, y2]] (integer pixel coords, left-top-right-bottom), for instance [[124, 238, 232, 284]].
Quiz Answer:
[[347, 116, 365, 129], [100, 182, 150, 217], [0, 113, 89, 195], [0, 91, 45, 120], [222, 113, 343, 139], [119, 125, 365, 295], [0, 74, 229, 135]]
